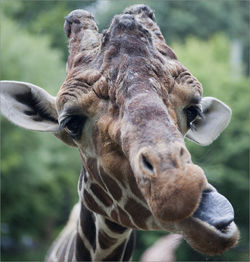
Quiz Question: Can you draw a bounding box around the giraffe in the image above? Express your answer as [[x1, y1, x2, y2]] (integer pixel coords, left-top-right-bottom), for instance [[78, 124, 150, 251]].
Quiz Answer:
[[0, 5, 240, 261]]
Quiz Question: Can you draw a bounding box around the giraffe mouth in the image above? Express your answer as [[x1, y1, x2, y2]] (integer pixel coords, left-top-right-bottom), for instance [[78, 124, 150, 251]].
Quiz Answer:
[[192, 189, 235, 234], [177, 189, 239, 256]]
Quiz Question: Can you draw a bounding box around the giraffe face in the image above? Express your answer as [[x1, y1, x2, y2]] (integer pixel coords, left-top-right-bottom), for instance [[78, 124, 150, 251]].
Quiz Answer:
[[0, 5, 239, 256], [54, 6, 240, 255], [57, 7, 206, 223]]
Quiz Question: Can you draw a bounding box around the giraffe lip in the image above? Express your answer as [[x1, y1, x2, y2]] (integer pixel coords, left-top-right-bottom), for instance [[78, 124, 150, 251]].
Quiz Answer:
[[192, 190, 235, 233]]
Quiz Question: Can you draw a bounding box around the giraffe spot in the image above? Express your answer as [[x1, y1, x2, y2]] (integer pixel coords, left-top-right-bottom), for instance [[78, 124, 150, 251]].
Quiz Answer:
[[104, 218, 128, 234], [98, 230, 117, 249], [83, 190, 106, 217], [90, 183, 113, 207], [110, 210, 119, 222], [117, 206, 135, 228], [100, 168, 123, 201], [125, 198, 152, 229], [103, 240, 126, 261], [76, 233, 91, 261], [123, 230, 136, 261], [80, 203, 96, 251]]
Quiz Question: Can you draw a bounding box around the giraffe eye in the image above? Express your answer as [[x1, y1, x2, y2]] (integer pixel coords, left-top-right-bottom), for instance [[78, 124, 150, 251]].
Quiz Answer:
[[184, 105, 203, 128], [60, 115, 87, 139]]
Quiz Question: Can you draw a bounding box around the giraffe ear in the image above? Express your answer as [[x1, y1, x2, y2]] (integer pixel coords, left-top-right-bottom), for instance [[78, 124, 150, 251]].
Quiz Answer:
[[185, 97, 232, 146], [0, 80, 76, 147], [0, 80, 59, 131]]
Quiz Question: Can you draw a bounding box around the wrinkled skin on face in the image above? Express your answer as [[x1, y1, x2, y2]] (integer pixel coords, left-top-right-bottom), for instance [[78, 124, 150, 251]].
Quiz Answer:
[[54, 5, 240, 255], [58, 5, 207, 220], [0, 5, 239, 256]]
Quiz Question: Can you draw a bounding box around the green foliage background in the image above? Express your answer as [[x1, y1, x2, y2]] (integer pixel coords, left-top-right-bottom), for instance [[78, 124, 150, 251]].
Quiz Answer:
[[1, 0, 249, 261]]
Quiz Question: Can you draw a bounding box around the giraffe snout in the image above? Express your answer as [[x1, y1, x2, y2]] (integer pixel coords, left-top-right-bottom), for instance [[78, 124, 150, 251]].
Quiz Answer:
[[132, 143, 207, 222], [138, 142, 192, 178]]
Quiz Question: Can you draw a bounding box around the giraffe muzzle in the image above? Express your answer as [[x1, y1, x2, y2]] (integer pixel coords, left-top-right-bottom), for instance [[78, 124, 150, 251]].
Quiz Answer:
[[131, 144, 208, 222], [130, 142, 239, 255], [138, 147, 235, 230], [177, 187, 239, 255]]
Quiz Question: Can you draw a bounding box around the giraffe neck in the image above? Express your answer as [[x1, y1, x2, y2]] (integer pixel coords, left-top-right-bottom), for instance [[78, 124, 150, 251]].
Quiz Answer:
[[76, 166, 136, 261], [46, 159, 165, 262], [45, 202, 135, 262], [80, 158, 164, 231], [76, 202, 135, 261], [46, 157, 168, 262]]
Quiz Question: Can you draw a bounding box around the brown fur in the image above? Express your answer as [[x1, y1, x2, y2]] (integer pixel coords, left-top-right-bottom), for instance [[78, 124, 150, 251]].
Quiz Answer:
[[55, 4, 239, 256], [98, 230, 117, 250]]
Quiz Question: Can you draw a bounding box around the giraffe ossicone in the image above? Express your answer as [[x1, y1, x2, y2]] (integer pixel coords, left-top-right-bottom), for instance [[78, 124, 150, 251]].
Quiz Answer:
[[0, 5, 239, 261]]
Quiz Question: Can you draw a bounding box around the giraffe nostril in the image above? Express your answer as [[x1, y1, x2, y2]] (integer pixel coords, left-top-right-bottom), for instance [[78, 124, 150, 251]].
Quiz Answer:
[[142, 154, 154, 173]]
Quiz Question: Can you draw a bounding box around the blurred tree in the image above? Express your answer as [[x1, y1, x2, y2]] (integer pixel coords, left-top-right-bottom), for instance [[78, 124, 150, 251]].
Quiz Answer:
[[2, 0, 249, 71], [1, 15, 81, 260], [1, 0, 96, 60]]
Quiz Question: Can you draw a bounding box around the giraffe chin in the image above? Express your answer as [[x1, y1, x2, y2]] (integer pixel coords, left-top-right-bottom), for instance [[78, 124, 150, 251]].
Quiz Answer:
[[176, 216, 240, 255]]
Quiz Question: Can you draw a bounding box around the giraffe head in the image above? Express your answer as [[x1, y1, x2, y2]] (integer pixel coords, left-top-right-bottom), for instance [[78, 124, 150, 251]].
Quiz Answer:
[[0, 5, 239, 255]]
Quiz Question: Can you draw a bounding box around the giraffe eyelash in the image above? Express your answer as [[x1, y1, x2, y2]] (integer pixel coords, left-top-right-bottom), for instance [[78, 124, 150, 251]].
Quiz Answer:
[[184, 105, 203, 129], [60, 115, 87, 139]]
